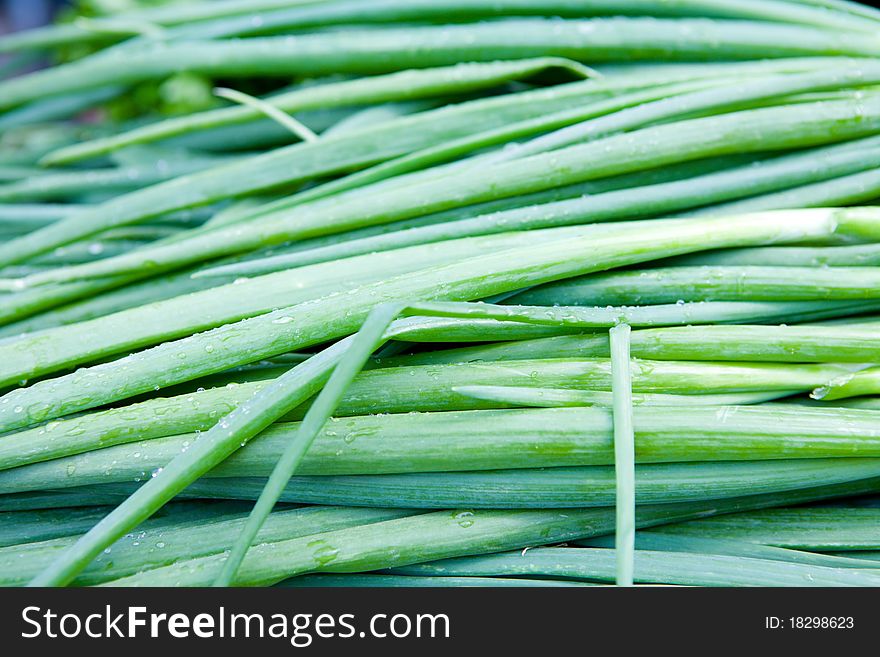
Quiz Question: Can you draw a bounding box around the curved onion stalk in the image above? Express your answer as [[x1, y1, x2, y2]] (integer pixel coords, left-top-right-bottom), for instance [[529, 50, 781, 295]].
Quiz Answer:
[[610, 324, 635, 586], [513, 266, 880, 306], [95, 477, 880, 587], [4, 19, 880, 110], [389, 547, 880, 586], [0, 75, 623, 268], [212, 88, 318, 143], [119, 81, 710, 234], [0, 209, 856, 432], [0, 357, 859, 471], [198, 59, 880, 234], [201, 78, 720, 232], [43, 58, 593, 165], [400, 323, 880, 366], [2, 507, 413, 587], [453, 386, 796, 409], [16, 96, 880, 282], [654, 508, 880, 550], [12, 405, 880, 494], [199, 136, 880, 279], [584, 531, 880, 570]]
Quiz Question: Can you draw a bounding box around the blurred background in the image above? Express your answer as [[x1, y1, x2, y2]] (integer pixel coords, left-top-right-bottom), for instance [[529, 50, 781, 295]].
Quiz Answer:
[[1, 1, 62, 34], [1, 2, 189, 35], [0, 1, 273, 120]]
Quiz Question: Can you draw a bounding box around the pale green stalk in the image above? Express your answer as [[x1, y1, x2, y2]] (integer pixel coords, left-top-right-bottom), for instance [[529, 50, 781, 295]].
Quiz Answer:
[[610, 324, 634, 586], [452, 386, 796, 408], [390, 547, 880, 586], [213, 88, 318, 143], [584, 531, 880, 569]]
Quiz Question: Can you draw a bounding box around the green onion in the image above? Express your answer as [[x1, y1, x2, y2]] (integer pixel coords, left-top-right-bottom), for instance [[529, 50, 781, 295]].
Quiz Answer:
[[99, 476, 880, 587], [610, 324, 635, 586], [584, 531, 880, 569], [5, 19, 880, 111], [389, 546, 880, 586], [12, 405, 880, 495], [6, 1, 880, 588], [3, 506, 412, 587], [27, 333, 351, 585], [13, 97, 880, 279], [653, 508, 880, 550], [42, 58, 593, 165], [277, 574, 594, 587], [3, 210, 862, 431]]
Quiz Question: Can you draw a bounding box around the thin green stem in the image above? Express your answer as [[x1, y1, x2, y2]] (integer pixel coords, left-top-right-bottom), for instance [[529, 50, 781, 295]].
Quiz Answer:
[[610, 324, 635, 586]]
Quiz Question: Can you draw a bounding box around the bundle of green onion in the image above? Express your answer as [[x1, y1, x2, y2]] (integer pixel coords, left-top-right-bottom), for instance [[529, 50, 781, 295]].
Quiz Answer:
[[3, 0, 880, 588]]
